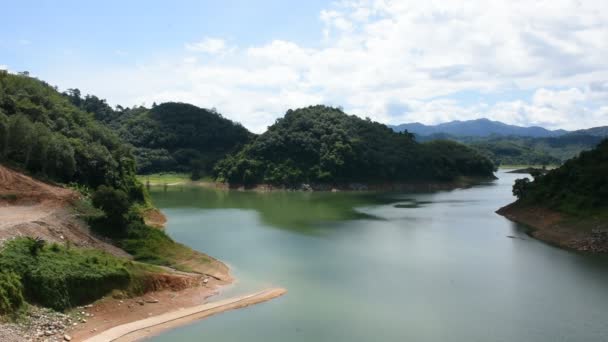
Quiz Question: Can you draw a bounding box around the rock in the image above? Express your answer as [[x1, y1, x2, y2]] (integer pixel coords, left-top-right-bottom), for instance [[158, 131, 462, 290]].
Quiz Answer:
[[145, 298, 159, 303], [202, 278, 209, 284], [301, 183, 313, 191], [64, 334, 72, 341], [136, 300, 145, 305], [45, 330, 54, 336], [80, 318, 87, 323]]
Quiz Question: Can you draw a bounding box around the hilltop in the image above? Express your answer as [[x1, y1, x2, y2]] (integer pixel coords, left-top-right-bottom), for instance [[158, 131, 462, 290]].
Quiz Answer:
[[214, 105, 495, 189], [63, 91, 254, 177]]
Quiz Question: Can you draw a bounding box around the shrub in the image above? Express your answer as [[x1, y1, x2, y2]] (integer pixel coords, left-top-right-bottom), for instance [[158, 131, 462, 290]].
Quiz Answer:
[[91, 185, 131, 236], [0, 272, 24, 315], [0, 238, 131, 311]]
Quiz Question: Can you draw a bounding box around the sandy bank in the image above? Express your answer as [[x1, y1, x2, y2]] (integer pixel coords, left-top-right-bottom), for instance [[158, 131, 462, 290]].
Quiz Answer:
[[83, 288, 286, 342], [497, 203, 608, 253]]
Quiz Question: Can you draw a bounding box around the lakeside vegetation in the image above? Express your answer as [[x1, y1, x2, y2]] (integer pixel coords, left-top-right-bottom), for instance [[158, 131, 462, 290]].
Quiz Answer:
[[214, 105, 495, 186], [512, 139, 608, 216]]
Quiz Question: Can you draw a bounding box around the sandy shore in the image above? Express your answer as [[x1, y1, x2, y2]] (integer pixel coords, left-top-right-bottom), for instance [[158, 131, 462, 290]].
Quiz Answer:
[[83, 288, 286, 342]]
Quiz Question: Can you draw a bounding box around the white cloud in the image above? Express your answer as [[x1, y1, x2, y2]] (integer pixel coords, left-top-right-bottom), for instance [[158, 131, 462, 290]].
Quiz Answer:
[[45, 0, 608, 132], [185, 37, 229, 54]]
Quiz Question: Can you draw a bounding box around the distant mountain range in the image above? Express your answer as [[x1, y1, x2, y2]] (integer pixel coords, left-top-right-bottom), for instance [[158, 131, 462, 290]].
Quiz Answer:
[[390, 118, 607, 138]]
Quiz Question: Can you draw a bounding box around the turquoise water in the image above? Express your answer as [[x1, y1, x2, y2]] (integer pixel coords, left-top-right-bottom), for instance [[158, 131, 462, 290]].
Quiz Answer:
[[149, 171, 608, 342]]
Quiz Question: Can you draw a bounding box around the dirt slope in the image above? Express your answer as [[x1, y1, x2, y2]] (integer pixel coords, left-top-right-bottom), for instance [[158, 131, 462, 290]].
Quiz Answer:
[[0, 164, 129, 257]]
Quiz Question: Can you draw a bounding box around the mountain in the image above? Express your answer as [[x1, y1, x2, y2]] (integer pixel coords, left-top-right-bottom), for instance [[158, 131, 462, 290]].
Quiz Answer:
[[391, 118, 568, 137], [214, 105, 495, 187], [63, 92, 254, 177], [568, 126, 608, 137]]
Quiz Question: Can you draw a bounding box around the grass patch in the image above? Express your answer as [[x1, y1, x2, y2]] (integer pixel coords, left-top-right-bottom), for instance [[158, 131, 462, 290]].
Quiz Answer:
[[118, 223, 211, 273], [138, 173, 191, 185]]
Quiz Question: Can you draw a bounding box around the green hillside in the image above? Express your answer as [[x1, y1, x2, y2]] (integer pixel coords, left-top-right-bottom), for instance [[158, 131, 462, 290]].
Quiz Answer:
[[64, 92, 254, 177], [214, 105, 495, 186], [0, 71, 143, 199], [512, 139, 608, 215]]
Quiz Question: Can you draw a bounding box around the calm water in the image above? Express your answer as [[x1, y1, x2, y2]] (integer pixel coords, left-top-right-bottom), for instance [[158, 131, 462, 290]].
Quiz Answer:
[[149, 171, 608, 342]]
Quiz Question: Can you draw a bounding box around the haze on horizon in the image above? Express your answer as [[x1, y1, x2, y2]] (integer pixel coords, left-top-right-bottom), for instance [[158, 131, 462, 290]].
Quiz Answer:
[[2, 0, 607, 133]]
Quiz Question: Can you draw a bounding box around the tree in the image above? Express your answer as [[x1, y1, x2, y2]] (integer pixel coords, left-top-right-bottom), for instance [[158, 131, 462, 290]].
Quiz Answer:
[[0, 111, 8, 158], [91, 186, 131, 233], [512, 178, 531, 199], [7, 115, 34, 164]]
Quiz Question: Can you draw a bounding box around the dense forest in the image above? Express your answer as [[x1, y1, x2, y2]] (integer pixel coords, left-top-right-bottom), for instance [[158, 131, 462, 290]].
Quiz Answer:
[[64, 90, 253, 177], [512, 139, 608, 215], [214, 105, 496, 186], [415, 133, 604, 166], [0, 71, 143, 200]]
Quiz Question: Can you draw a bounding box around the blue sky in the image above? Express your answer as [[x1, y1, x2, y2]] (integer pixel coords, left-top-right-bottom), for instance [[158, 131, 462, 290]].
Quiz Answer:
[[2, 0, 607, 132]]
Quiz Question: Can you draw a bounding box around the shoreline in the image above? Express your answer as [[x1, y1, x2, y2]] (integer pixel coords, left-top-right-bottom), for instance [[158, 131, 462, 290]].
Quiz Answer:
[[146, 175, 496, 193], [83, 288, 286, 342], [497, 203, 608, 253]]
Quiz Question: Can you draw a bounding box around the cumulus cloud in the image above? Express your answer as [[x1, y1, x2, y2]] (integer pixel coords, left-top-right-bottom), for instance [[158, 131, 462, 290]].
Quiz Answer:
[[48, 0, 608, 132]]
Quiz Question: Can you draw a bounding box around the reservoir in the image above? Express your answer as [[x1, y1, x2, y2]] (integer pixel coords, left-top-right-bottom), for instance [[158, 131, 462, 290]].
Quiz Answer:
[[149, 171, 608, 342]]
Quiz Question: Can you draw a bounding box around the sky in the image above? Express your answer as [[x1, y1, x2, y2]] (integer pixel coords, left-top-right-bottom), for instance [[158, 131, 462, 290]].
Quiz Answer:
[[1, 0, 608, 133]]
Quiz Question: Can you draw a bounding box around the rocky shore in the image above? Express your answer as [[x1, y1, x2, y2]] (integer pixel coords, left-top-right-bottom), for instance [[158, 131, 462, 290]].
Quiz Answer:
[[497, 203, 608, 253]]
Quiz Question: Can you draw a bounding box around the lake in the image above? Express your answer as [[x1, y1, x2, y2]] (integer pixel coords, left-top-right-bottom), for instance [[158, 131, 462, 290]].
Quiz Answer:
[[148, 171, 608, 342]]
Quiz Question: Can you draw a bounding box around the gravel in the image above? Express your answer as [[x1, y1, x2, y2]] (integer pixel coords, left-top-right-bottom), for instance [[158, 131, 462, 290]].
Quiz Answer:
[[0, 306, 77, 342]]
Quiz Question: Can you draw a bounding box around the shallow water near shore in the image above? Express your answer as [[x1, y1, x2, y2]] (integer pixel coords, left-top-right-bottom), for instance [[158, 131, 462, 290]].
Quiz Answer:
[[148, 171, 608, 342]]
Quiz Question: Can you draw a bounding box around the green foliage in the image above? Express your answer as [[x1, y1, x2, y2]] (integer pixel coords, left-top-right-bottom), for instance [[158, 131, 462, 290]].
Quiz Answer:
[[0, 238, 132, 311], [515, 139, 608, 215], [64, 96, 254, 176], [418, 133, 603, 166], [119, 222, 176, 266], [0, 271, 24, 315], [91, 186, 132, 235], [28, 237, 45, 257], [512, 178, 531, 199], [214, 105, 495, 186], [0, 72, 143, 201]]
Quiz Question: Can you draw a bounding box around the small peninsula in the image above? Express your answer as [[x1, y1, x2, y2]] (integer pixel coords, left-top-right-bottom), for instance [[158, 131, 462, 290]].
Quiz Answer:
[[498, 139, 608, 252]]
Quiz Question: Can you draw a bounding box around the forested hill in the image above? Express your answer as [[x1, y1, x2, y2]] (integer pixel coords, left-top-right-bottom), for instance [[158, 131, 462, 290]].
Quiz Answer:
[[63, 91, 254, 177], [511, 139, 608, 215], [214, 105, 496, 187], [0, 71, 143, 200]]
